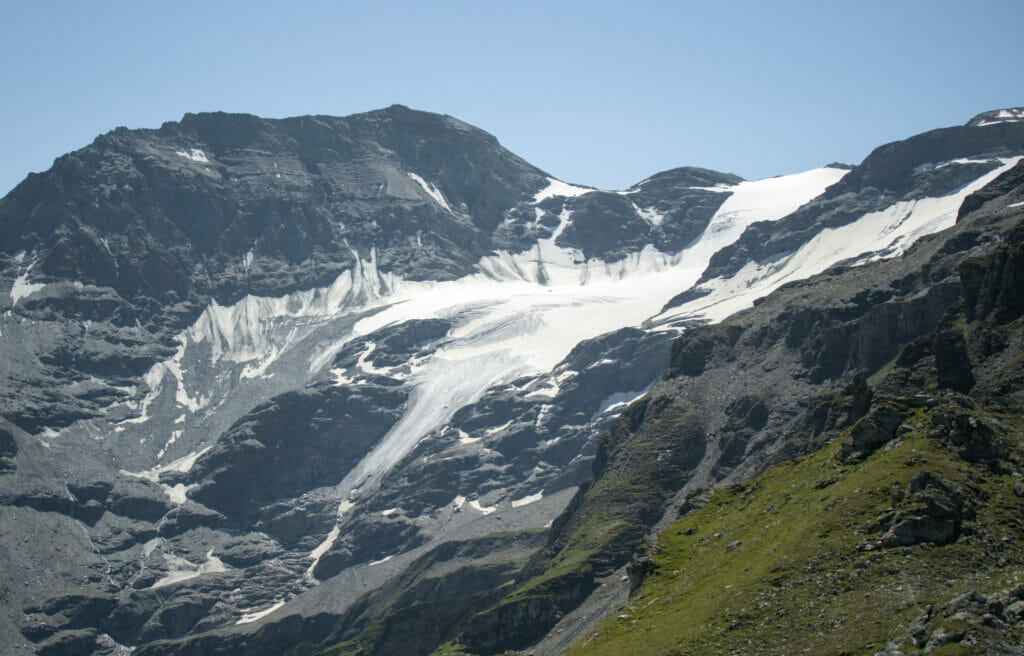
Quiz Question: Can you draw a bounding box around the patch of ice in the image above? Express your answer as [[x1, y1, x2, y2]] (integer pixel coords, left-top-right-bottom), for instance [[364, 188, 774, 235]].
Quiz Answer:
[[511, 492, 543, 508], [452, 495, 466, 509], [235, 600, 285, 625], [368, 554, 393, 566], [1007, 200, 1024, 209], [407, 173, 453, 213], [380, 507, 399, 516]]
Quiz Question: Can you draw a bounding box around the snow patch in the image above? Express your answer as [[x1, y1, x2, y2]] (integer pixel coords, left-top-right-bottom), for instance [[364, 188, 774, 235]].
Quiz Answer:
[[149, 549, 227, 589], [975, 108, 1024, 126], [163, 483, 197, 505], [176, 148, 210, 163], [483, 420, 513, 435], [330, 367, 357, 386], [10, 258, 45, 304], [456, 429, 480, 445], [533, 177, 595, 202], [633, 203, 665, 226], [407, 173, 453, 213], [235, 600, 286, 625], [658, 158, 1022, 327], [591, 383, 655, 421], [120, 446, 212, 482], [511, 492, 543, 508], [468, 499, 497, 515], [305, 524, 341, 580]]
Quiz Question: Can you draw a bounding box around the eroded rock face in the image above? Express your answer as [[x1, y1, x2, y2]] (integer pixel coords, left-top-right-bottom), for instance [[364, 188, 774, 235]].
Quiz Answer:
[[840, 404, 904, 463]]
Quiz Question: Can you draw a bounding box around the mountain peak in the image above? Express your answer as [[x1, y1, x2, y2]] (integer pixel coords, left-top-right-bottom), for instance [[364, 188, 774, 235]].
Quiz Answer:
[[966, 107, 1024, 127]]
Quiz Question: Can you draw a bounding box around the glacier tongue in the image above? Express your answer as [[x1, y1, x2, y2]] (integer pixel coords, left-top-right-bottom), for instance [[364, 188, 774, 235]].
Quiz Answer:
[[111, 166, 851, 478]]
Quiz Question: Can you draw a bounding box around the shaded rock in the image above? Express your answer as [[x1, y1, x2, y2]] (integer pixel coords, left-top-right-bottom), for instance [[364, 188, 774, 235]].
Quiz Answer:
[[136, 593, 217, 643], [882, 471, 964, 547], [679, 487, 713, 517], [929, 410, 1005, 468], [35, 629, 98, 656], [188, 384, 406, 527], [626, 551, 656, 591], [107, 479, 173, 522], [215, 533, 285, 568], [932, 330, 974, 392], [312, 515, 426, 580], [840, 404, 904, 463], [0, 422, 18, 474]]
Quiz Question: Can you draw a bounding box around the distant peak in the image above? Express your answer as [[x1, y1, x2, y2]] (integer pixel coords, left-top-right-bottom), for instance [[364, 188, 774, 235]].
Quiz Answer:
[[966, 108, 1024, 128]]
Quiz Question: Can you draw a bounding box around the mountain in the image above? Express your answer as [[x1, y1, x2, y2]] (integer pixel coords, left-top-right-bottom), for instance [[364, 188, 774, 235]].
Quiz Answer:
[[1, 106, 1023, 656], [560, 159, 1024, 656]]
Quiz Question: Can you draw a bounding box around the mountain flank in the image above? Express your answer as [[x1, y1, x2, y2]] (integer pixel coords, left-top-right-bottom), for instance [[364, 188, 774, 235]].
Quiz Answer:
[[2, 107, 1024, 656]]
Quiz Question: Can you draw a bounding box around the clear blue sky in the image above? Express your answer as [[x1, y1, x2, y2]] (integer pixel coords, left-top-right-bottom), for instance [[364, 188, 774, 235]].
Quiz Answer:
[[2, 0, 1022, 196]]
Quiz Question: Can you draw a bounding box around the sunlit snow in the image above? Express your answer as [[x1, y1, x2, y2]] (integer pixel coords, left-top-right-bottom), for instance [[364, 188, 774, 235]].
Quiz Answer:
[[511, 492, 543, 508], [469, 499, 497, 515], [175, 148, 210, 163], [149, 549, 227, 589], [235, 600, 286, 625], [9, 258, 45, 304], [656, 158, 1022, 326], [407, 172, 453, 212], [533, 177, 596, 202], [975, 108, 1024, 126]]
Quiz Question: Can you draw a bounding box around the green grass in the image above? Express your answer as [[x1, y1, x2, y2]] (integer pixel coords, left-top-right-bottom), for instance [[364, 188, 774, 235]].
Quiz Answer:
[[568, 405, 1024, 656]]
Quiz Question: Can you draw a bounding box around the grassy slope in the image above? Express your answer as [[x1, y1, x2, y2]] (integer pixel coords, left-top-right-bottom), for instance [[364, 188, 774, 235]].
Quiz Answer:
[[568, 402, 1024, 656]]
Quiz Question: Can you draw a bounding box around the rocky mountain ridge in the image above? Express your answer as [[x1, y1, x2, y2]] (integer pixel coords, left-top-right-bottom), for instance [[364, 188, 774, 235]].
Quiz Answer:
[[1, 106, 1023, 656]]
